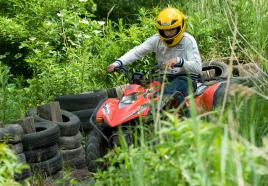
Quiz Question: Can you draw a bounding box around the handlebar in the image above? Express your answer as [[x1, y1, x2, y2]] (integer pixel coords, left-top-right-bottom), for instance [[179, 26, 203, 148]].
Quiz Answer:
[[113, 63, 182, 84], [114, 66, 132, 83]]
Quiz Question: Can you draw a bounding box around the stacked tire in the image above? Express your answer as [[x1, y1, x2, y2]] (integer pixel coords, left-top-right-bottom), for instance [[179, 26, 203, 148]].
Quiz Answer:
[[22, 121, 63, 176], [55, 87, 120, 133], [72, 108, 95, 132], [0, 124, 31, 181], [29, 109, 86, 169], [57, 110, 86, 169]]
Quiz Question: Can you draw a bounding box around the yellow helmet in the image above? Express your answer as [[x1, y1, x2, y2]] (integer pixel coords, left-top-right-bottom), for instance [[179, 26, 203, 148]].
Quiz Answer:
[[156, 7, 186, 47]]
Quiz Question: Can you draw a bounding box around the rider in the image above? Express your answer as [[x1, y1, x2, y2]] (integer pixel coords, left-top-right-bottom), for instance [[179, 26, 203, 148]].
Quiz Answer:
[[107, 7, 202, 105]]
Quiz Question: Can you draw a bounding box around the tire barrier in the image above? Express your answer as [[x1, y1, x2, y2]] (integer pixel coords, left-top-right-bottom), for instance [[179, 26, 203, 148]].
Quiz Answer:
[[0, 124, 24, 144], [72, 108, 95, 132], [61, 145, 86, 169], [233, 62, 263, 79], [28, 108, 87, 169], [14, 153, 31, 182], [55, 91, 107, 133], [55, 90, 109, 112], [28, 109, 80, 136], [0, 124, 32, 182], [24, 143, 58, 163], [57, 127, 86, 169], [30, 153, 63, 175], [55, 86, 126, 133], [21, 121, 63, 176], [202, 61, 229, 81], [22, 122, 60, 150]]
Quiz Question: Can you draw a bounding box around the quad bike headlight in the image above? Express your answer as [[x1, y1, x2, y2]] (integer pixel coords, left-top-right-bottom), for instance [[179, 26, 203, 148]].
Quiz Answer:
[[119, 93, 138, 108], [122, 104, 149, 120]]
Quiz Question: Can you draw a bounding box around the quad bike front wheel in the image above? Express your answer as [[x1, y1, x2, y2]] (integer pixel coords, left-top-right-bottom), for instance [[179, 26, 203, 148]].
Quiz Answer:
[[108, 128, 134, 147], [85, 128, 108, 172]]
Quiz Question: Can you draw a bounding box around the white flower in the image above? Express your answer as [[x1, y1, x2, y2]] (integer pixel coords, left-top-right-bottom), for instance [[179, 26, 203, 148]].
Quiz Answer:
[[93, 30, 102, 35], [79, 0, 88, 2], [97, 21, 105, 26], [45, 21, 52, 26], [76, 33, 83, 38], [57, 12, 64, 17], [81, 19, 89, 25], [84, 34, 92, 39], [29, 37, 36, 41]]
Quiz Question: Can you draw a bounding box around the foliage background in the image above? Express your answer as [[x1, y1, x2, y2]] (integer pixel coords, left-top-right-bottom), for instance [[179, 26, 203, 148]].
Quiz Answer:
[[0, 0, 268, 185], [0, 0, 267, 122]]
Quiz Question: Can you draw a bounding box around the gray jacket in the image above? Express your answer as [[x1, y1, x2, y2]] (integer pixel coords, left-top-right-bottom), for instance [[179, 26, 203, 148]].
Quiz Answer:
[[112, 32, 202, 75]]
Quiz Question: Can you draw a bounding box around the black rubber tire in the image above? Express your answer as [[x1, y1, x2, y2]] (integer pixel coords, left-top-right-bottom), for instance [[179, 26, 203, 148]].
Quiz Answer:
[[64, 157, 86, 169], [202, 61, 229, 80], [57, 131, 82, 150], [30, 153, 63, 176], [55, 90, 108, 111], [22, 122, 60, 150], [10, 142, 24, 154], [14, 153, 31, 181], [58, 110, 80, 136], [85, 129, 108, 172], [24, 143, 59, 163], [72, 108, 95, 121], [0, 124, 24, 144], [28, 109, 80, 137], [16, 152, 26, 163], [61, 146, 86, 169], [72, 109, 95, 131], [61, 145, 85, 160], [79, 121, 94, 132], [14, 168, 31, 181]]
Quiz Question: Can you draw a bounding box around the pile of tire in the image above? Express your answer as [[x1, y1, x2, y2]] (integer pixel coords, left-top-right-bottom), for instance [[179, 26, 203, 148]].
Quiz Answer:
[[56, 110, 86, 169], [55, 87, 124, 133], [0, 124, 31, 181], [29, 109, 86, 169], [55, 90, 110, 133], [22, 121, 63, 176]]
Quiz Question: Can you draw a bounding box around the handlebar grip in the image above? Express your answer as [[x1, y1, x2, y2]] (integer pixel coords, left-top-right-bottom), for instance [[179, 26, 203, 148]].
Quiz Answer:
[[173, 63, 183, 68]]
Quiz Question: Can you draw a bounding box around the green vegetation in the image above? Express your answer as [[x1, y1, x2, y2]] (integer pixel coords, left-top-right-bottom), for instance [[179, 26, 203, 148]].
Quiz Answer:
[[0, 143, 29, 185], [0, 0, 267, 185]]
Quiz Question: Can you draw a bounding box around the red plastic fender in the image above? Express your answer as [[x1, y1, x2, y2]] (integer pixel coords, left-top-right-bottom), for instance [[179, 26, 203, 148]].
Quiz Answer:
[[194, 82, 221, 113]]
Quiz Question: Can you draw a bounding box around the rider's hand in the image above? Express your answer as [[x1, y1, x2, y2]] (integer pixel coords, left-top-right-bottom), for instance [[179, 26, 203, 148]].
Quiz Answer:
[[107, 60, 122, 73], [107, 64, 117, 73], [163, 58, 177, 69]]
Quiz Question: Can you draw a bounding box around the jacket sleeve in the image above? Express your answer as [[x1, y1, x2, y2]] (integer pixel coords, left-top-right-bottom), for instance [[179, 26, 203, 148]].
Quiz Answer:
[[181, 37, 202, 75], [112, 35, 157, 66]]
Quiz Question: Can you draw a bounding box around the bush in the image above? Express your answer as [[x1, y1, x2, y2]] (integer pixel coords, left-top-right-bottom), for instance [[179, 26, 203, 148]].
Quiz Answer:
[[94, 113, 268, 185], [0, 143, 29, 185]]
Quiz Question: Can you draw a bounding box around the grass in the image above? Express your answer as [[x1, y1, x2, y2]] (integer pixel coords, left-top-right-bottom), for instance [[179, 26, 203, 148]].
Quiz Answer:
[[0, 0, 268, 185], [92, 0, 268, 185]]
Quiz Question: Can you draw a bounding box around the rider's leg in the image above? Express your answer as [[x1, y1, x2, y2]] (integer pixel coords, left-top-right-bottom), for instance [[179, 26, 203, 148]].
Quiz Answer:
[[164, 76, 190, 102], [164, 76, 197, 116]]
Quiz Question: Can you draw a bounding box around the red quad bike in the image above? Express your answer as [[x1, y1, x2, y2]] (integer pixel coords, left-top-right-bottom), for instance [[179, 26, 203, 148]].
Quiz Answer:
[[85, 61, 228, 172]]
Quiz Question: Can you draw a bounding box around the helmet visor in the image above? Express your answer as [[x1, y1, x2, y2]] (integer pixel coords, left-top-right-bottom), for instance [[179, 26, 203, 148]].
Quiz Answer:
[[159, 26, 181, 39]]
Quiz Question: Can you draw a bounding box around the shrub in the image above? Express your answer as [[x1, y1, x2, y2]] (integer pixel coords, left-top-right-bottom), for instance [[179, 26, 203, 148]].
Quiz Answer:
[[0, 143, 29, 185]]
